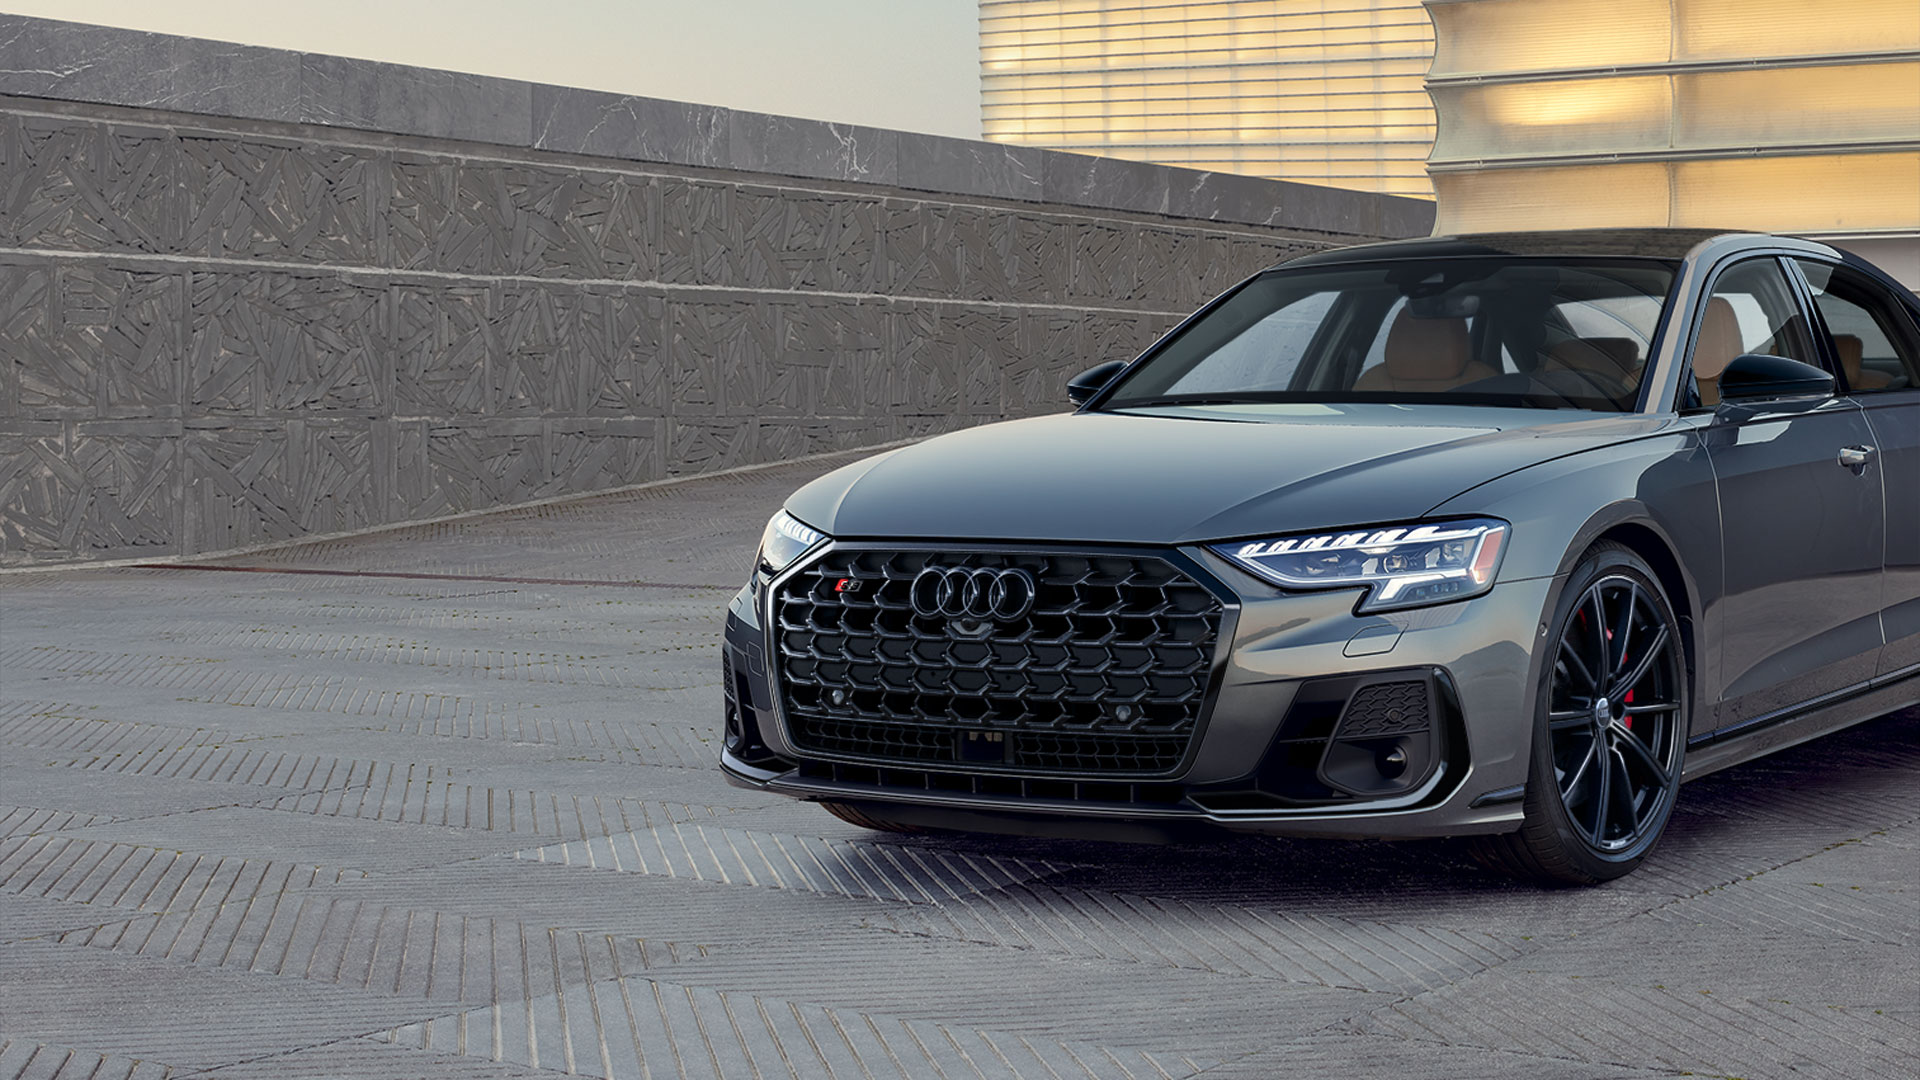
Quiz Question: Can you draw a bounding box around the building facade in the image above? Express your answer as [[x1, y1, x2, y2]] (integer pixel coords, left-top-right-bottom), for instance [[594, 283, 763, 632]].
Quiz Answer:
[[1424, 0, 1919, 280], [981, 1, 1920, 283], [980, 1, 1437, 198]]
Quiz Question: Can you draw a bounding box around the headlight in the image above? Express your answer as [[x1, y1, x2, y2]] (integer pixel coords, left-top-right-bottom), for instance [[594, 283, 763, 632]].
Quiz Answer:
[[1211, 518, 1509, 612], [758, 510, 827, 575]]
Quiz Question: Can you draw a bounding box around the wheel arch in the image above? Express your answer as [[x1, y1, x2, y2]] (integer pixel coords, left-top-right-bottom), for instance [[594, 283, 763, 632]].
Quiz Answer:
[[1558, 509, 1706, 729]]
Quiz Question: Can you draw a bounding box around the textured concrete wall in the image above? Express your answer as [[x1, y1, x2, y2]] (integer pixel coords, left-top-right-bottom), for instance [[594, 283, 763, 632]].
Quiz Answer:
[[0, 16, 1434, 566]]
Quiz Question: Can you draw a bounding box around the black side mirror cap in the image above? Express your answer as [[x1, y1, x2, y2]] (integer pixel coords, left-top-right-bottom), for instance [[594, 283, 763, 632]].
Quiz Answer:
[[1067, 360, 1129, 406], [1717, 353, 1835, 404]]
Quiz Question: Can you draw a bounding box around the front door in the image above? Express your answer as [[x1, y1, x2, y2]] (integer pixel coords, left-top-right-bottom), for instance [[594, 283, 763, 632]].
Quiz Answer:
[[1792, 256, 1920, 679], [1693, 258, 1886, 735]]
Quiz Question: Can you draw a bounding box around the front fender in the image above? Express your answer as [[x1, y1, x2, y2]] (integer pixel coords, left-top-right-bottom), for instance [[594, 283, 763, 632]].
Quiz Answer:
[[1424, 424, 1722, 718]]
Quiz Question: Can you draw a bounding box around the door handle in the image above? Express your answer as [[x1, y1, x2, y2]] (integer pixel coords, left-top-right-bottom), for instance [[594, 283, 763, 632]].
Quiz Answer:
[[1838, 445, 1876, 472]]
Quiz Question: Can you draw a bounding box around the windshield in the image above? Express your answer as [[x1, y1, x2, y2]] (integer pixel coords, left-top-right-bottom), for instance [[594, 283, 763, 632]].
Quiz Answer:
[[1100, 257, 1678, 413]]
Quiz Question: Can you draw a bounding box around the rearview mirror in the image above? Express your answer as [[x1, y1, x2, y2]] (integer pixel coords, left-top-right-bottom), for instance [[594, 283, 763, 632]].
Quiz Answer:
[[1717, 353, 1835, 404], [1067, 360, 1129, 405]]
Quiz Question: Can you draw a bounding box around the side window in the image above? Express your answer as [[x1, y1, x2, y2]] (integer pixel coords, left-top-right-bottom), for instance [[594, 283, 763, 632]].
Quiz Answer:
[[1690, 258, 1821, 407], [1163, 290, 1338, 395], [1792, 258, 1919, 394]]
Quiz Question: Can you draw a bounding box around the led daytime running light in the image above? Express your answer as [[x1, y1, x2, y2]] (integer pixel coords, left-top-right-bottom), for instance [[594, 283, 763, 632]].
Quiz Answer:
[[758, 510, 827, 575], [770, 512, 824, 550], [1213, 518, 1509, 612]]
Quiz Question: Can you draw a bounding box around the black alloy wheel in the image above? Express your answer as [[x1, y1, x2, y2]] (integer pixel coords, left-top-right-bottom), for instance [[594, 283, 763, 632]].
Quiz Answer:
[[1472, 542, 1687, 885]]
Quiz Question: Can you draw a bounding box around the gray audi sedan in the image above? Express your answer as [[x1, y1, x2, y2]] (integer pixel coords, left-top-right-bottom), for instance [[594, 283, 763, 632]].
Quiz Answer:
[[720, 229, 1920, 884]]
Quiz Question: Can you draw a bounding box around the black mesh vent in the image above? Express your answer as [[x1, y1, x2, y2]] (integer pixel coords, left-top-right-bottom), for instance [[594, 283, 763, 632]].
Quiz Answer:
[[722, 651, 743, 749], [774, 549, 1223, 776], [793, 715, 955, 763], [1011, 730, 1191, 772], [1335, 680, 1431, 739]]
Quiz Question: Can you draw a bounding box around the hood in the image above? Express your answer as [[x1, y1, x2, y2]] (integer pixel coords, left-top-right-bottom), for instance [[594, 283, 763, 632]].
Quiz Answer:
[[786, 405, 1670, 546]]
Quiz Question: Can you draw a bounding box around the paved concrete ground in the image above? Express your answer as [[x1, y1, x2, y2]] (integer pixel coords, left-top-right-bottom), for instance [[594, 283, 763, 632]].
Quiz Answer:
[[1, 452, 1914, 1080]]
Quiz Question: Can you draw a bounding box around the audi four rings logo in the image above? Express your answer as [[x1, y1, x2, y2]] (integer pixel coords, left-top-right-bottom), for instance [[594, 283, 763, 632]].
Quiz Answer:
[[910, 566, 1037, 621]]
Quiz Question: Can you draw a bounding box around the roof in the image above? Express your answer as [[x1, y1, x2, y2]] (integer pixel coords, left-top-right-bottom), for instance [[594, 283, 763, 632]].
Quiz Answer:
[[1284, 228, 1744, 266]]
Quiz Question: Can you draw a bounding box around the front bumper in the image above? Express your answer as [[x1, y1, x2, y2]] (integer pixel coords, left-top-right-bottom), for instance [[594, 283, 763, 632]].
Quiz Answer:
[[721, 542, 1555, 840]]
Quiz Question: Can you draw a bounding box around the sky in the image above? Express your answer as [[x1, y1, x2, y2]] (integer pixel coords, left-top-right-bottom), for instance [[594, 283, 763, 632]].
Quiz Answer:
[[0, 0, 984, 139]]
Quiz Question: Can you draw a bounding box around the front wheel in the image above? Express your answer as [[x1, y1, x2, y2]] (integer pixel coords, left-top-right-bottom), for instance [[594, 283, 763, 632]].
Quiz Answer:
[[1471, 542, 1688, 885]]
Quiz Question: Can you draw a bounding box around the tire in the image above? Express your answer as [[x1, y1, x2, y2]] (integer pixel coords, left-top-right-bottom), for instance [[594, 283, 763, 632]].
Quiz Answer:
[[1471, 542, 1688, 885], [819, 800, 925, 834]]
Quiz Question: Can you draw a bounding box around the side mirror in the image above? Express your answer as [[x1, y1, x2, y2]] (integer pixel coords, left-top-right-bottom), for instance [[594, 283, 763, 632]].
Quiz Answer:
[[1716, 353, 1835, 403], [1067, 360, 1129, 406]]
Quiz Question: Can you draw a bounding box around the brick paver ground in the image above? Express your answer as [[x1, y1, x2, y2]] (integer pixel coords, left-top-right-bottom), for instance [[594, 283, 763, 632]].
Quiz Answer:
[[2, 453, 1913, 1079]]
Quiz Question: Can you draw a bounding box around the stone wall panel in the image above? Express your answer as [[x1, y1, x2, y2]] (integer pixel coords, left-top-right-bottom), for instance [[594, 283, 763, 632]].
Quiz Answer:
[[1, 262, 183, 419], [1010, 311, 1082, 416], [0, 115, 178, 255], [664, 416, 755, 477], [386, 158, 641, 279], [183, 419, 378, 551], [187, 272, 387, 418], [1067, 221, 1138, 306], [422, 418, 658, 514], [951, 308, 1023, 415], [0, 97, 1411, 564], [392, 284, 491, 417], [177, 135, 380, 265], [885, 305, 955, 414], [1010, 216, 1074, 307], [0, 421, 176, 559], [878, 203, 963, 300], [665, 300, 764, 418], [1081, 310, 1176, 373], [761, 302, 887, 421]]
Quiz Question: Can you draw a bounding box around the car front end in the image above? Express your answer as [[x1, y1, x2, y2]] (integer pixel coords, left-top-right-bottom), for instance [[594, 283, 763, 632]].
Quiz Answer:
[[720, 505, 1557, 841], [718, 239, 1710, 846]]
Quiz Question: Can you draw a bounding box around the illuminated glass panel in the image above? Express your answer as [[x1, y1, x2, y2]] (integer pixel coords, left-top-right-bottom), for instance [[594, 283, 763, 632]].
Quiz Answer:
[[1674, 154, 1920, 232], [980, 0, 1438, 197], [1431, 164, 1672, 233], [1424, 0, 1919, 243], [1676, 63, 1920, 148], [1432, 0, 1920, 78], [1430, 76, 1672, 160], [1434, 153, 1920, 235], [1432, 62, 1920, 162], [1427, 0, 1669, 78], [1675, 0, 1920, 62]]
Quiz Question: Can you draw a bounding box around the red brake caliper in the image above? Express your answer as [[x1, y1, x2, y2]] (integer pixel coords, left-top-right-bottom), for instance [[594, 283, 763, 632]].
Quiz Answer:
[[1606, 623, 1633, 730]]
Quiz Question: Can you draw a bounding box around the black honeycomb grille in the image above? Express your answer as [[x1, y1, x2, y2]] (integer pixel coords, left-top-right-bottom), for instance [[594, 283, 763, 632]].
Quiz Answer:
[[773, 548, 1224, 776], [1335, 681, 1431, 739]]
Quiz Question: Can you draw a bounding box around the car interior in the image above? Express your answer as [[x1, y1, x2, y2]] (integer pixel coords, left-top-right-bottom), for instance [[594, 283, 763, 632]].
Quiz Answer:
[[1351, 309, 1497, 393], [1690, 296, 1743, 407], [1104, 259, 1676, 413]]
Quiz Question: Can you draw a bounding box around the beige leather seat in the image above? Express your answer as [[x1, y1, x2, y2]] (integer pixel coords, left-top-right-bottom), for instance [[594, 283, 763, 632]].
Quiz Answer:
[[1355, 310, 1498, 393], [1834, 334, 1893, 390], [1692, 297, 1744, 407], [1546, 336, 1642, 390]]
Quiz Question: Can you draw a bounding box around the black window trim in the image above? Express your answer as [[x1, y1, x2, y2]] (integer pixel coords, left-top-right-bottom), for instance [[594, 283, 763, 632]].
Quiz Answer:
[[1785, 255, 1920, 398], [1674, 253, 1829, 414]]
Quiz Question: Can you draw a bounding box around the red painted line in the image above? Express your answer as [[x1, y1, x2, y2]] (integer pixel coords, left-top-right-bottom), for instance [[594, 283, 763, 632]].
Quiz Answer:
[[134, 563, 732, 590]]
